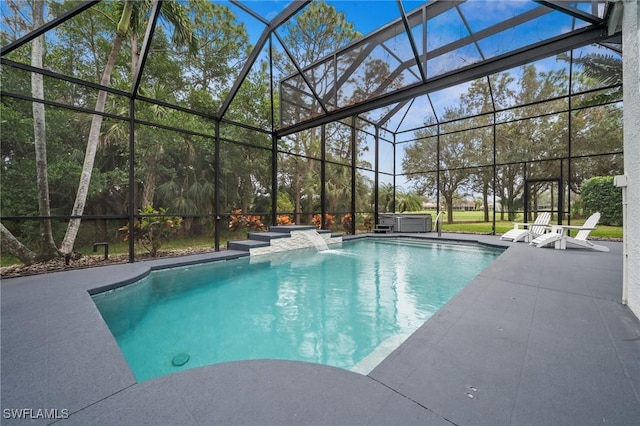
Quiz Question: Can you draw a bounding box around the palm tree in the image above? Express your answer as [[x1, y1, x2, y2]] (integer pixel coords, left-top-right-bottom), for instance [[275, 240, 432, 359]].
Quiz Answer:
[[0, 223, 36, 265], [396, 191, 424, 213], [59, 0, 197, 255], [31, 0, 58, 259], [558, 52, 622, 105], [376, 183, 424, 214]]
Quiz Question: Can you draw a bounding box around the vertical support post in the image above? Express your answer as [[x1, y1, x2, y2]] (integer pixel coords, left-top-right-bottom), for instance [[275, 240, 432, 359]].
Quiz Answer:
[[214, 120, 220, 251], [567, 49, 573, 226], [320, 124, 326, 229], [374, 125, 380, 227], [351, 116, 357, 235], [436, 124, 441, 214], [392, 132, 396, 214], [333, 53, 338, 112], [523, 162, 528, 222], [492, 113, 497, 235], [559, 160, 564, 225], [128, 98, 135, 263], [271, 133, 278, 228], [270, 34, 278, 228], [422, 6, 427, 74]]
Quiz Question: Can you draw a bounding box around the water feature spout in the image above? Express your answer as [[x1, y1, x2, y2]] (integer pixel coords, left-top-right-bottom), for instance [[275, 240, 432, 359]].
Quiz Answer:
[[303, 229, 330, 251]]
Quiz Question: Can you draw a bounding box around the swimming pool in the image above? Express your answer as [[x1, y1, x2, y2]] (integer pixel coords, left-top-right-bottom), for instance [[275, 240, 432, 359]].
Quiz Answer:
[[92, 238, 504, 382]]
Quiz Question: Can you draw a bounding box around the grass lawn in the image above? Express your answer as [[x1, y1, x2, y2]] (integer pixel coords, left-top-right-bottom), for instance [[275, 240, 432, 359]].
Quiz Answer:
[[419, 210, 622, 239]]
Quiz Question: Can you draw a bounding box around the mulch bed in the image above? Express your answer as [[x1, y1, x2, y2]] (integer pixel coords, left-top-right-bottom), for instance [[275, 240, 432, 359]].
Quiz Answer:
[[0, 248, 215, 279]]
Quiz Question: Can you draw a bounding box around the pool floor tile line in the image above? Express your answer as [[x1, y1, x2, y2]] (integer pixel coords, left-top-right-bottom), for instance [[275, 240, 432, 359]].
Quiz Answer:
[[2, 233, 639, 425]]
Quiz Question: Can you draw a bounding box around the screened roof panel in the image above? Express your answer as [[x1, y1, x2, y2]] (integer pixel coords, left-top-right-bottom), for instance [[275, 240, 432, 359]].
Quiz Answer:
[[276, 1, 612, 136], [383, 30, 419, 66], [381, 100, 413, 132], [274, 2, 360, 69], [360, 101, 403, 124], [303, 55, 338, 111], [137, 1, 253, 115], [456, 0, 540, 33], [425, 6, 471, 52], [401, 0, 429, 15], [426, 43, 484, 79], [1, 0, 620, 139], [386, 95, 438, 133], [403, 64, 424, 86], [235, 0, 290, 23], [429, 81, 474, 119], [224, 48, 274, 130], [334, 39, 422, 106], [409, 23, 424, 62], [475, 10, 580, 59], [280, 79, 320, 126], [327, 0, 401, 38], [220, 1, 269, 47]]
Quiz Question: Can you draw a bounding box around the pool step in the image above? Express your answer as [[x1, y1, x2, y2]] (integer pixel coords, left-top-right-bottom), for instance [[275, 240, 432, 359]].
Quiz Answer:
[[227, 239, 270, 251], [227, 226, 341, 254], [269, 225, 317, 233], [246, 231, 294, 243]]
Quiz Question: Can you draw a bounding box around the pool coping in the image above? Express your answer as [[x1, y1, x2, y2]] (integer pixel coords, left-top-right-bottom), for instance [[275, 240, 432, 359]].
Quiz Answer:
[[1, 233, 639, 425]]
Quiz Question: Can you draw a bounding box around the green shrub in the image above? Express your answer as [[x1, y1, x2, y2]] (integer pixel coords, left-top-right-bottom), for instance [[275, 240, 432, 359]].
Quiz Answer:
[[120, 206, 183, 256], [580, 176, 622, 226]]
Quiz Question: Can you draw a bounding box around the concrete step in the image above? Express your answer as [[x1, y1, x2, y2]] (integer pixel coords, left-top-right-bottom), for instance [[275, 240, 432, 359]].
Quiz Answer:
[[248, 231, 292, 242], [227, 239, 270, 252], [269, 225, 316, 233]]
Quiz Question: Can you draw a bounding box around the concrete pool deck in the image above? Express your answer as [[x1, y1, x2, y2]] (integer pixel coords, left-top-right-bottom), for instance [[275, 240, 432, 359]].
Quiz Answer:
[[1, 233, 639, 425]]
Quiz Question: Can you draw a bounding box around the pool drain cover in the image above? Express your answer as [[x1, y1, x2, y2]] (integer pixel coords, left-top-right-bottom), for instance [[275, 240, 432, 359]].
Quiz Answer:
[[172, 352, 190, 366]]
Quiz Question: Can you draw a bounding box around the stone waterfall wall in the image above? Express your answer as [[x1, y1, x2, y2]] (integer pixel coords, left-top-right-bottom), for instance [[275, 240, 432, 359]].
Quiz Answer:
[[249, 230, 342, 256]]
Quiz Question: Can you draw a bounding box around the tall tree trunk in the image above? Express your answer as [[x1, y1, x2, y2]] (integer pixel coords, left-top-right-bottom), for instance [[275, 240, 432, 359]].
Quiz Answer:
[[445, 194, 454, 224], [482, 180, 489, 222], [1, 223, 36, 265], [141, 172, 157, 208], [95, 198, 107, 242], [59, 33, 125, 255], [31, 0, 58, 259], [507, 190, 516, 221]]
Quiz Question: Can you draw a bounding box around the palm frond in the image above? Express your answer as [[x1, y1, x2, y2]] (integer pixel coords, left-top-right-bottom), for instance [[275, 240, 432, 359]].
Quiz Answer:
[[161, 0, 199, 55]]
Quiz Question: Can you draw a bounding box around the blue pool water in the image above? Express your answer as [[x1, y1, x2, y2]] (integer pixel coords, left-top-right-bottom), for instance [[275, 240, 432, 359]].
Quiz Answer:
[[93, 238, 503, 382]]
